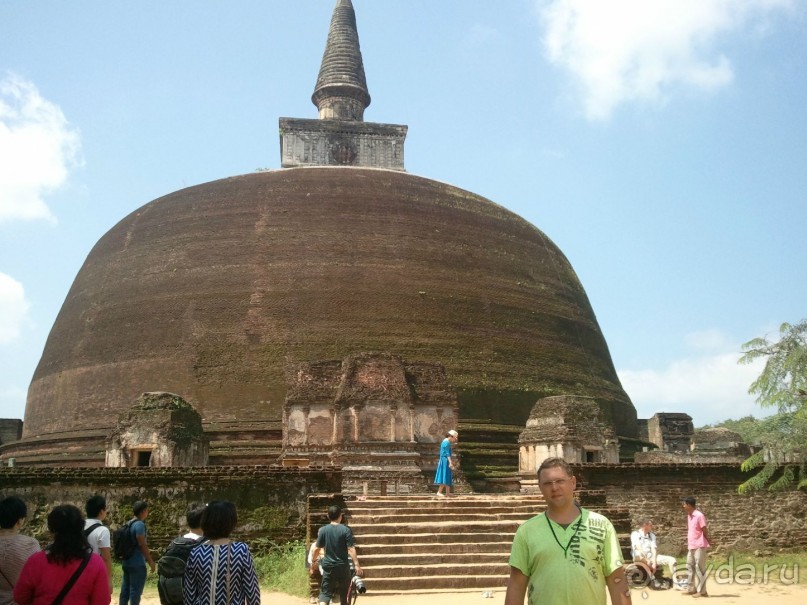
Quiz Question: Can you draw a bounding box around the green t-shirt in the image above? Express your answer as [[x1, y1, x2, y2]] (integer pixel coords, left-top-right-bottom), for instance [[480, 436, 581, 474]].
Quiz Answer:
[[508, 508, 624, 605]]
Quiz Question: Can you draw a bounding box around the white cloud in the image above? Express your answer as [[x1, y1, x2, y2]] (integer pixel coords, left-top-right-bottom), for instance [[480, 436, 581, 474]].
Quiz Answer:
[[684, 328, 733, 351], [0, 73, 82, 224], [618, 330, 768, 425], [537, 0, 795, 120], [0, 272, 29, 344]]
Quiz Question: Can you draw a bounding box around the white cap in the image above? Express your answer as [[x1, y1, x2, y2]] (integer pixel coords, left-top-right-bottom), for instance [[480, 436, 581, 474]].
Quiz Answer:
[[448, 430, 458, 437]]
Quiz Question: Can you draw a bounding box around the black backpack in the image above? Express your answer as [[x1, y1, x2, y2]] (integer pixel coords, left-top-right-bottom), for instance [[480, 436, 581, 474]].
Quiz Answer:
[[112, 520, 138, 561], [157, 536, 207, 605]]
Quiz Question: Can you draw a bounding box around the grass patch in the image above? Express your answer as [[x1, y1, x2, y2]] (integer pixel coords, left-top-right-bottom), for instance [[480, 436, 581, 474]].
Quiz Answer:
[[254, 540, 309, 596], [119, 540, 309, 599]]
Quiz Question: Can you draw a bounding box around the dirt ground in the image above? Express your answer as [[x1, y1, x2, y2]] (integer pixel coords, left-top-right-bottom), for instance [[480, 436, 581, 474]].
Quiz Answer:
[[138, 581, 807, 605]]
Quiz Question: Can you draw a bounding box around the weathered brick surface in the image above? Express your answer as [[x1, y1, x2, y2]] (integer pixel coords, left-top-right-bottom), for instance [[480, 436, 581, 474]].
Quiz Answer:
[[573, 463, 807, 554]]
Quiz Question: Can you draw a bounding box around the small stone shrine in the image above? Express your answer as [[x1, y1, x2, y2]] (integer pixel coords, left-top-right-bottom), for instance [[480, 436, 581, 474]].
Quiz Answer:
[[690, 427, 752, 460], [105, 392, 208, 467], [280, 352, 459, 493], [518, 395, 619, 475], [641, 412, 694, 454]]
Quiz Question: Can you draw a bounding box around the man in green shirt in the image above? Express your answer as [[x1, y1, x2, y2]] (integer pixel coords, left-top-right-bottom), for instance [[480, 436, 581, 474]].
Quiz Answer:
[[309, 505, 363, 605], [505, 458, 631, 605]]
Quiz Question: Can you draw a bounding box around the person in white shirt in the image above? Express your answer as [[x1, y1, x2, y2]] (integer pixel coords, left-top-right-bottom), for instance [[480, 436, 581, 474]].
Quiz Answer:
[[84, 495, 113, 592], [631, 519, 676, 577]]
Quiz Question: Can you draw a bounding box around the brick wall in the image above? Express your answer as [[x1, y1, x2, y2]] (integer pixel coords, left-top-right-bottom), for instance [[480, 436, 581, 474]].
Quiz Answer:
[[573, 463, 807, 555], [0, 465, 341, 554]]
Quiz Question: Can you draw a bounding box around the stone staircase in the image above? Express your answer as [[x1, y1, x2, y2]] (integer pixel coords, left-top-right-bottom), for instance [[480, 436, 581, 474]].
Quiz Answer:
[[343, 494, 546, 594], [308, 491, 632, 596]]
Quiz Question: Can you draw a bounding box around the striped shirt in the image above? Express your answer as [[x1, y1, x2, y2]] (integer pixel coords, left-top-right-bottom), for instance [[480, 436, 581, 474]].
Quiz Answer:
[[0, 530, 41, 605], [183, 542, 260, 605]]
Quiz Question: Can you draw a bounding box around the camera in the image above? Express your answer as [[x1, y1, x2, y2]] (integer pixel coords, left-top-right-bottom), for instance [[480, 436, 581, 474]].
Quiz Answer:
[[351, 574, 366, 594]]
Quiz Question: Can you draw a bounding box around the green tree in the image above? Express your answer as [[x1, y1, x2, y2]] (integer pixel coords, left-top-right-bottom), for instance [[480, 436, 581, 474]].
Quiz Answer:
[[737, 320, 807, 493]]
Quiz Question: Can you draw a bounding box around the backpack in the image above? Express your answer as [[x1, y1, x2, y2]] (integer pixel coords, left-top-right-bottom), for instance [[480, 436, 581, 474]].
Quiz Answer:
[[157, 536, 207, 605], [112, 520, 138, 561]]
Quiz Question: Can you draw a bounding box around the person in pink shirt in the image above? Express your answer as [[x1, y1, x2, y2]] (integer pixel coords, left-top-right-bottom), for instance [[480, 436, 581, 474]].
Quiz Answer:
[[14, 505, 110, 605], [682, 496, 711, 597]]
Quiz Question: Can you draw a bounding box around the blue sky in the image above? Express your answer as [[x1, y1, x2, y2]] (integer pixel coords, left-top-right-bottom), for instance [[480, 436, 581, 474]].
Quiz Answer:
[[1, 0, 805, 427]]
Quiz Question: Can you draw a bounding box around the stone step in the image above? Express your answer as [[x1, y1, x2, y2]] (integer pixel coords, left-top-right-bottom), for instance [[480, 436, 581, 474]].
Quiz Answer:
[[367, 588, 506, 596], [348, 520, 522, 535], [347, 497, 545, 509], [360, 552, 506, 566], [348, 494, 542, 501], [363, 573, 507, 591], [348, 511, 538, 524], [366, 562, 510, 579], [353, 531, 516, 545], [357, 541, 513, 556], [347, 504, 542, 515], [347, 501, 543, 511]]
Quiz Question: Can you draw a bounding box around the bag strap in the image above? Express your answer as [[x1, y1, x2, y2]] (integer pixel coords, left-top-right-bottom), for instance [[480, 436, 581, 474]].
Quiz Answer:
[[84, 522, 102, 538], [128, 520, 140, 550], [50, 552, 91, 605], [0, 564, 15, 589]]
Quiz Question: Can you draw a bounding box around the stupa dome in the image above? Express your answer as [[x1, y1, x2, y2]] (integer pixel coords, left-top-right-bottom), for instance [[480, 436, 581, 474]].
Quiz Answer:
[[21, 167, 635, 451]]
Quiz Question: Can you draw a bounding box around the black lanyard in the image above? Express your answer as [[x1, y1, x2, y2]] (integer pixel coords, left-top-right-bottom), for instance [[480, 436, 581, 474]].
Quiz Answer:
[[546, 509, 584, 559]]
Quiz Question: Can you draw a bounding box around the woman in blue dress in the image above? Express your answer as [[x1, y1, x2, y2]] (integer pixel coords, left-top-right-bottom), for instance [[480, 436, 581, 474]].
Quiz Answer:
[[434, 429, 458, 497]]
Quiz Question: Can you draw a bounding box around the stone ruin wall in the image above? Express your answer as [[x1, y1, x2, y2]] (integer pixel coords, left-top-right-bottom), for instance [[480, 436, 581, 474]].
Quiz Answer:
[[691, 427, 752, 458], [573, 463, 807, 554], [0, 419, 22, 447], [635, 450, 748, 464], [0, 466, 341, 554], [646, 413, 694, 453], [2, 461, 804, 555]]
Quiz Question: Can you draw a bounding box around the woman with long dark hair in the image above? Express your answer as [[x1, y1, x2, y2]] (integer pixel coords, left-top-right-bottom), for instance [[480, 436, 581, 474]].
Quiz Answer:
[[14, 504, 110, 605], [183, 501, 260, 605]]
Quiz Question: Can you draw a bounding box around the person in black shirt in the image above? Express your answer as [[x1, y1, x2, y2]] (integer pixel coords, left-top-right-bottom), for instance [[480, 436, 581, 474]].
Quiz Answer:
[[309, 506, 363, 605]]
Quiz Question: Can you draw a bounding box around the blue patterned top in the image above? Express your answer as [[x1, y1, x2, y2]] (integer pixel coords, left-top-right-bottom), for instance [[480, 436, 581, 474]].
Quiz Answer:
[[183, 542, 260, 605]]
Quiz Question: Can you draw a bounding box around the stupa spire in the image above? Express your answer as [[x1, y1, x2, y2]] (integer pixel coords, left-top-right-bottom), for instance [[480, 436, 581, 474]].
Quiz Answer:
[[312, 0, 371, 121], [279, 0, 406, 170]]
